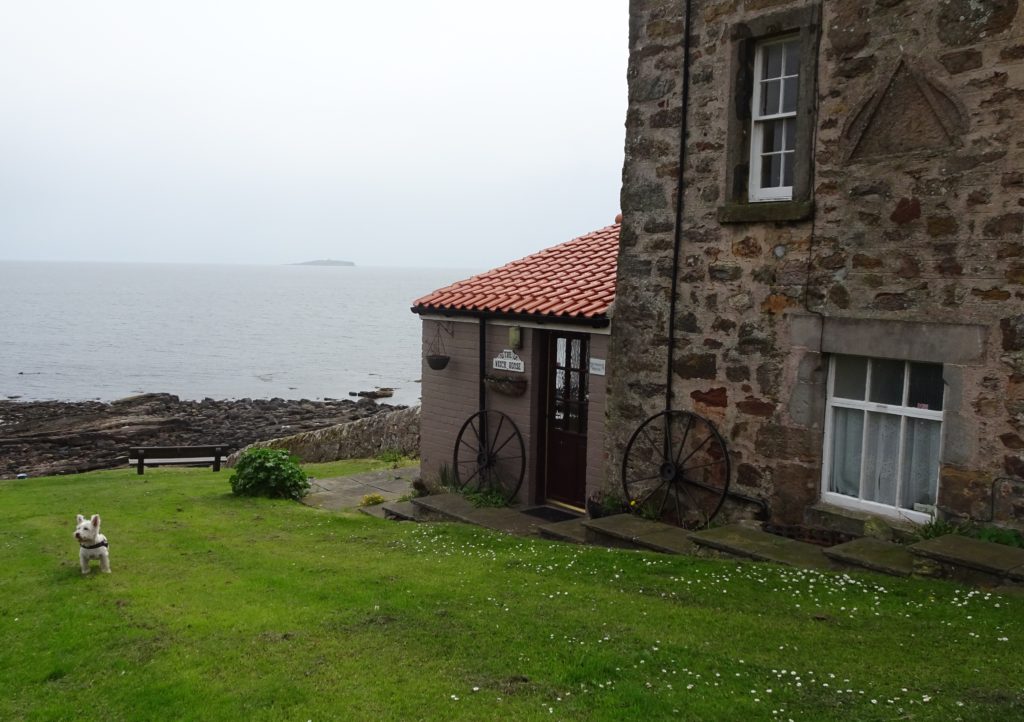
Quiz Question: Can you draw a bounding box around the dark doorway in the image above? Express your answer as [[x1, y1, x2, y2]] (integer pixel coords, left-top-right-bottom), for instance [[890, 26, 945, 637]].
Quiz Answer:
[[543, 332, 589, 508]]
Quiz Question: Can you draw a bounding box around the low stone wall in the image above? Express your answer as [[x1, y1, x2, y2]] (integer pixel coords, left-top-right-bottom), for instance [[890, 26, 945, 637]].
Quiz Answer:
[[227, 406, 420, 465]]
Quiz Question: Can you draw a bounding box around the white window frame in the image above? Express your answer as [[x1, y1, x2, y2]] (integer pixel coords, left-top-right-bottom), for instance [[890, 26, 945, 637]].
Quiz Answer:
[[820, 356, 945, 524], [748, 35, 799, 203]]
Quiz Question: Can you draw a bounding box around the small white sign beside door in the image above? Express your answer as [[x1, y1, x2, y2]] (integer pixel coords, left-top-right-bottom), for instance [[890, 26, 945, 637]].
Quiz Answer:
[[493, 349, 525, 373], [589, 358, 606, 376]]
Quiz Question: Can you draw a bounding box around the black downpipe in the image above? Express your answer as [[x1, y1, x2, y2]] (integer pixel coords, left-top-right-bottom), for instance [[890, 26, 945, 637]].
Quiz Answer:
[[665, 0, 695, 413], [478, 317, 487, 414]]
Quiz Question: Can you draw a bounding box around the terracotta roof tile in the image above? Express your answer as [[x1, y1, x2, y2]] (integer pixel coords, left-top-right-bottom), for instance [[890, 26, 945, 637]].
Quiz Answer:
[[411, 223, 619, 322]]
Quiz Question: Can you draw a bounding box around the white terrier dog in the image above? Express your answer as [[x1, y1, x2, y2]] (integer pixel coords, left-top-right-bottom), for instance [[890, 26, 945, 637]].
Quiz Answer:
[[74, 514, 111, 574]]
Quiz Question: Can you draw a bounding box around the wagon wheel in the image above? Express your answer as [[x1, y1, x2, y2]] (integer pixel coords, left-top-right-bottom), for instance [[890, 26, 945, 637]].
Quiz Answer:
[[453, 410, 525, 504], [622, 410, 730, 529]]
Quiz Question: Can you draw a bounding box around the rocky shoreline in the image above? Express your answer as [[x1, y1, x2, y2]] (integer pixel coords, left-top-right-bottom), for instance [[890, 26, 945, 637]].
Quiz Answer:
[[0, 393, 400, 479]]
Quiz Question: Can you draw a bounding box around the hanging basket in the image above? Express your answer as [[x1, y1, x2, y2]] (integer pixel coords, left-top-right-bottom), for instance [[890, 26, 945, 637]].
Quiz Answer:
[[484, 374, 528, 397], [425, 354, 450, 370]]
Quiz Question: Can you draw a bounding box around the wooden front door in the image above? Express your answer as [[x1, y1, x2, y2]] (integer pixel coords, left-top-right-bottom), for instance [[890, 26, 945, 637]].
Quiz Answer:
[[544, 333, 589, 508]]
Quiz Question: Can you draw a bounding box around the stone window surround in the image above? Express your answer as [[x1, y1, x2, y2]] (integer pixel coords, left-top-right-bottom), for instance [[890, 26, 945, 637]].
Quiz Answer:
[[718, 3, 821, 224], [789, 313, 987, 473]]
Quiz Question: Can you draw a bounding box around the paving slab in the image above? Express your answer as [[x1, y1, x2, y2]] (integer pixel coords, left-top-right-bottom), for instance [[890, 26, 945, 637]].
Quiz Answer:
[[411, 493, 478, 522], [468, 507, 542, 536], [635, 526, 699, 555], [302, 466, 419, 511], [910, 534, 1024, 576], [689, 524, 835, 570], [583, 514, 665, 543], [382, 500, 418, 521], [357, 505, 387, 519], [538, 518, 589, 544], [823, 537, 914, 577]]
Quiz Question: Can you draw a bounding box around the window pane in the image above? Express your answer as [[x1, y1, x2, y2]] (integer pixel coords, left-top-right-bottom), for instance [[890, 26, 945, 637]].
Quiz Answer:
[[783, 118, 796, 150], [908, 362, 944, 411], [784, 40, 800, 76], [764, 43, 783, 79], [761, 79, 781, 115], [555, 369, 565, 396], [862, 412, 901, 506], [900, 418, 941, 511], [570, 339, 582, 369], [782, 76, 798, 113], [830, 408, 863, 497], [763, 119, 783, 153], [782, 152, 794, 187], [556, 338, 566, 367], [569, 371, 581, 401], [761, 152, 782, 189], [834, 355, 867, 400], [869, 359, 905, 405]]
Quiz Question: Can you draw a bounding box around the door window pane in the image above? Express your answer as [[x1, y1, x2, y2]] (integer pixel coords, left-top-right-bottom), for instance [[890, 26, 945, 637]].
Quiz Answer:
[[908, 362, 944, 411], [554, 369, 565, 396], [830, 408, 863, 497], [862, 412, 901, 506], [570, 339, 582, 369], [869, 359, 905, 405], [900, 418, 941, 511], [556, 338, 566, 367], [833, 355, 867, 400]]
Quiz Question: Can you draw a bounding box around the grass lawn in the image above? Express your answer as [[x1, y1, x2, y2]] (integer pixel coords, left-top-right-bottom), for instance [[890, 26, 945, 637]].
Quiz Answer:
[[1, 463, 1022, 721]]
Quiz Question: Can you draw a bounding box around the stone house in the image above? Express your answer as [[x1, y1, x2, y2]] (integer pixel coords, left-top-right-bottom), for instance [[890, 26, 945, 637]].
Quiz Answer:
[[607, 0, 1024, 528], [412, 223, 619, 510]]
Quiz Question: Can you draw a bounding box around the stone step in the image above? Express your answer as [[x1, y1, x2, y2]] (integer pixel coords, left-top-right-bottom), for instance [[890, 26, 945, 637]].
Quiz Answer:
[[582, 514, 696, 554], [357, 504, 387, 519], [582, 514, 666, 550], [910, 534, 1024, 585], [411, 493, 478, 523], [381, 500, 418, 521], [689, 524, 836, 571], [823, 537, 914, 577], [409, 494, 540, 536], [538, 517, 589, 544], [804, 502, 918, 543]]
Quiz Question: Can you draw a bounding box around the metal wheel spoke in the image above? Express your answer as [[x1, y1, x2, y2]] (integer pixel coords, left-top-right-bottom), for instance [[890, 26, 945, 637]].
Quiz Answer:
[[673, 413, 694, 466], [677, 433, 714, 468], [679, 458, 726, 474], [679, 481, 709, 527], [488, 415, 506, 455], [492, 431, 518, 456], [635, 477, 670, 508]]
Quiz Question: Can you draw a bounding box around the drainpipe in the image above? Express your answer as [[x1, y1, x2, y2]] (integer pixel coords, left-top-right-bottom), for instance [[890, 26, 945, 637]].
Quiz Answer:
[[478, 317, 487, 414], [665, 0, 695, 413]]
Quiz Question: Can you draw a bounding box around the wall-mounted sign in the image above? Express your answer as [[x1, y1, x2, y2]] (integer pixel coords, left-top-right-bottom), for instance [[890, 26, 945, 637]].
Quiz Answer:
[[493, 349, 525, 373], [589, 358, 606, 376]]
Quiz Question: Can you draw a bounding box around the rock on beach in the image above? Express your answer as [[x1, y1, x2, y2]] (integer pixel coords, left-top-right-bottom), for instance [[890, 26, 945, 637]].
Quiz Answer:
[[0, 392, 399, 479]]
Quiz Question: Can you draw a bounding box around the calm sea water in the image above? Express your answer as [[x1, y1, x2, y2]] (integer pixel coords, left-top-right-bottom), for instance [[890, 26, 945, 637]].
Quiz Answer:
[[0, 262, 473, 407]]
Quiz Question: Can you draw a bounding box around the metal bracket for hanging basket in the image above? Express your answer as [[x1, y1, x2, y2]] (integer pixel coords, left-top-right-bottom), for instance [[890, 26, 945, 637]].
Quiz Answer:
[[424, 321, 454, 371]]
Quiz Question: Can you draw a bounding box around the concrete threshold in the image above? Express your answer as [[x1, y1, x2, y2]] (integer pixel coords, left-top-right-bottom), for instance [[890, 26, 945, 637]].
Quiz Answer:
[[824, 537, 914, 577]]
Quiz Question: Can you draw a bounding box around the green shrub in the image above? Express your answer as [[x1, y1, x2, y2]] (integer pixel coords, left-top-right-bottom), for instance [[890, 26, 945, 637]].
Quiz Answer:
[[229, 448, 310, 500], [360, 493, 386, 507]]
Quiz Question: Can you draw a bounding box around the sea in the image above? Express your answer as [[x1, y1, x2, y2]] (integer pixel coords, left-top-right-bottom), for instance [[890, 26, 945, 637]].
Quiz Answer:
[[0, 262, 474, 407]]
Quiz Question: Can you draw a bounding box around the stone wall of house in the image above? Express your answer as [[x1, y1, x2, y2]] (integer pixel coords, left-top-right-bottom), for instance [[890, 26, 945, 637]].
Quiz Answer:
[[227, 406, 421, 465], [608, 0, 1024, 525]]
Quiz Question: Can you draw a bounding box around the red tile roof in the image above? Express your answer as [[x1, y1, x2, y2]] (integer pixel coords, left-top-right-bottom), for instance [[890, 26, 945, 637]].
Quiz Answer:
[[411, 223, 619, 323]]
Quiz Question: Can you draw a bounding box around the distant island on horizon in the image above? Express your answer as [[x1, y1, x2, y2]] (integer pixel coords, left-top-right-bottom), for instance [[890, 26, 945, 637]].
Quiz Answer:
[[290, 259, 355, 267]]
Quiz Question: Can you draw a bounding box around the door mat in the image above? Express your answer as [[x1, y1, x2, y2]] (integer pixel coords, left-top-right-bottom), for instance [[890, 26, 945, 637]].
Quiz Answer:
[[521, 506, 580, 524]]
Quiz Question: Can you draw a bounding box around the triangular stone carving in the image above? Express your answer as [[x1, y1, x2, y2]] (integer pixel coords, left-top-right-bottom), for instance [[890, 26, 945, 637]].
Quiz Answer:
[[843, 59, 968, 162]]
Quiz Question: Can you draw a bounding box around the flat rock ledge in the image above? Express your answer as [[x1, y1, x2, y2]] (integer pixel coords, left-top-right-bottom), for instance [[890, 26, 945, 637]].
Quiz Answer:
[[0, 393, 400, 479]]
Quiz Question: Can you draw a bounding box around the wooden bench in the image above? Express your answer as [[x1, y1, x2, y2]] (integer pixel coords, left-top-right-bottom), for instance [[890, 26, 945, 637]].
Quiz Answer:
[[128, 446, 228, 475]]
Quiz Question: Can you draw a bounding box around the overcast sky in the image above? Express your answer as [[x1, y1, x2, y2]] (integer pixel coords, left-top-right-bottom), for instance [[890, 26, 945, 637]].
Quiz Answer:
[[0, 1, 628, 268]]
